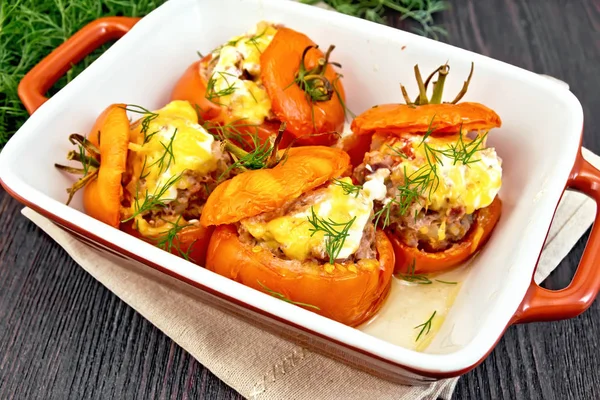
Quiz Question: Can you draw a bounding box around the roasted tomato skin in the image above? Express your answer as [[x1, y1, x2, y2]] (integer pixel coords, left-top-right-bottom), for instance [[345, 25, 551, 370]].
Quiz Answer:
[[390, 196, 502, 274], [260, 27, 345, 146], [200, 146, 351, 227], [170, 28, 346, 148], [170, 58, 222, 122], [121, 222, 214, 267], [83, 104, 130, 228], [206, 225, 394, 327], [342, 102, 502, 166], [350, 102, 502, 138], [339, 132, 373, 167]]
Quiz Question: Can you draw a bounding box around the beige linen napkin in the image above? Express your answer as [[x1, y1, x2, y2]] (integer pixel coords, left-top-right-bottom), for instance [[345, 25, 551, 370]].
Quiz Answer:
[[19, 147, 600, 400]]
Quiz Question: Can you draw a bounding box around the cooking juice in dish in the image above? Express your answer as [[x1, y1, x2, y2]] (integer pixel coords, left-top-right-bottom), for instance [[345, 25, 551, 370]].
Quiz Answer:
[[359, 264, 469, 351]]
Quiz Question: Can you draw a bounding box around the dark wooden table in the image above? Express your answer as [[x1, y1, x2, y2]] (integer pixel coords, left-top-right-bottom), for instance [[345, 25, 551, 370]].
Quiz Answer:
[[1, 1, 599, 399]]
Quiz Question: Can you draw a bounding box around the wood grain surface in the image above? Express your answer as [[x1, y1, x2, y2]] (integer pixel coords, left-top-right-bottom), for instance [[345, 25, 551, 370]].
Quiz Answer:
[[1, 0, 599, 399]]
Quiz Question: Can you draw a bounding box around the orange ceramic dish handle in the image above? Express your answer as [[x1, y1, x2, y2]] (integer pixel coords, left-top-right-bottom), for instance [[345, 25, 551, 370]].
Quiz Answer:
[[18, 17, 140, 114], [513, 148, 600, 324]]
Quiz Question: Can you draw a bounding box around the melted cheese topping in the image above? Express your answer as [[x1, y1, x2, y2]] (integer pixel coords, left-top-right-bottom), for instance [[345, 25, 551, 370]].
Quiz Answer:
[[127, 101, 217, 236], [387, 134, 502, 214], [240, 177, 387, 262], [209, 21, 276, 125]]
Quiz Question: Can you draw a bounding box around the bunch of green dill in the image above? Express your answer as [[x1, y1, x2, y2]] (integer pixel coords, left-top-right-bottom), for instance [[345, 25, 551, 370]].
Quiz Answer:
[[0, 0, 167, 147], [0, 0, 446, 149]]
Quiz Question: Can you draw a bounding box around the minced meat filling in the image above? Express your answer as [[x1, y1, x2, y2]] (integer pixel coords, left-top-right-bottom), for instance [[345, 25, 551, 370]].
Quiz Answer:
[[389, 206, 474, 252], [121, 141, 232, 224], [236, 186, 378, 263], [355, 146, 475, 252]]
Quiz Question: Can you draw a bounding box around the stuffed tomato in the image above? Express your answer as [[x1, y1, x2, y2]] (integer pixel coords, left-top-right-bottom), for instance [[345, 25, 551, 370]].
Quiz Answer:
[[200, 146, 394, 327], [349, 63, 503, 274], [171, 21, 347, 147], [55, 100, 232, 265]]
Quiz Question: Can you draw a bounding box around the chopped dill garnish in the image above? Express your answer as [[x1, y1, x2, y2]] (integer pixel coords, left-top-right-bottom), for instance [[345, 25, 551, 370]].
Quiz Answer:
[[205, 71, 238, 104], [446, 129, 488, 165], [257, 280, 321, 310], [374, 118, 489, 230], [333, 179, 361, 197], [218, 122, 289, 179], [435, 279, 457, 285], [373, 162, 435, 229], [219, 135, 273, 179], [387, 144, 409, 159], [332, 73, 356, 121], [396, 259, 432, 284], [307, 207, 357, 265], [154, 215, 196, 261], [148, 128, 178, 174], [199, 111, 261, 144], [122, 105, 160, 144], [122, 172, 183, 223], [139, 156, 150, 180], [246, 28, 268, 53], [414, 310, 437, 341]]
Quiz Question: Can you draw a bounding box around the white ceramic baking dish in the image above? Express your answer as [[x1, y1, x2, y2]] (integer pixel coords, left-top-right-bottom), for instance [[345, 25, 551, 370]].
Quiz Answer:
[[3, 0, 600, 384]]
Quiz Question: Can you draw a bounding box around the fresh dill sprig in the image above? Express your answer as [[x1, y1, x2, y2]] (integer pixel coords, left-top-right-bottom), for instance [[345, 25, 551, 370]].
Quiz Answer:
[[219, 135, 273, 179], [396, 259, 432, 284], [446, 129, 488, 165], [307, 207, 356, 264], [201, 115, 261, 146], [374, 118, 440, 229], [332, 73, 356, 121], [148, 128, 177, 174], [333, 178, 361, 197], [387, 144, 409, 159], [302, 0, 448, 40], [420, 126, 489, 167], [154, 216, 195, 261], [373, 200, 394, 229], [122, 172, 183, 223], [205, 71, 238, 104], [435, 279, 457, 285], [123, 105, 160, 144], [374, 116, 489, 230], [373, 161, 435, 229], [210, 27, 270, 61], [139, 156, 150, 180], [218, 122, 289, 179], [246, 28, 268, 53], [414, 310, 437, 341], [257, 280, 321, 310]]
